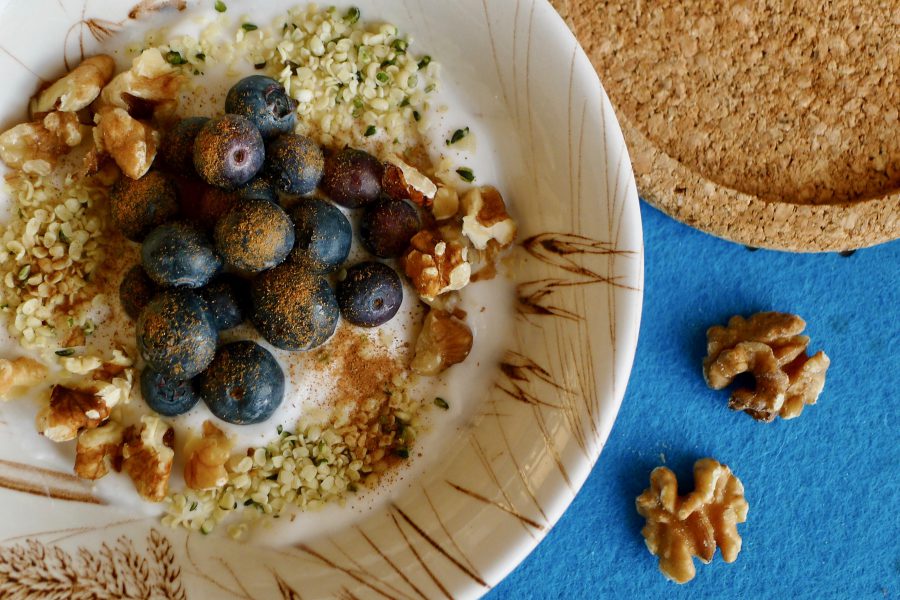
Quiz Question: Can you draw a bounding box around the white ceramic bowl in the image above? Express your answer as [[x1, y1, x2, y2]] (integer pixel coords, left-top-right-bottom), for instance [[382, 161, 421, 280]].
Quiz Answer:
[[0, 0, 642, 597]]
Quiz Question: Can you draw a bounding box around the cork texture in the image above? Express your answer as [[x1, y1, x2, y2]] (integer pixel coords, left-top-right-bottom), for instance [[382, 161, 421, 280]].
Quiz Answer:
[[552, 0, 900, 251]]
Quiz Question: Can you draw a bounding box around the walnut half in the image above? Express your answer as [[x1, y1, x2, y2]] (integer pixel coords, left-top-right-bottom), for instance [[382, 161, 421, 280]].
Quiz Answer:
[[461, 186, 517, 250], [184, 421, 232, 491], [31, 55, 116, 115], [703, 312, 829, 421], [403, 230, 471, 301], [93, 107, 159, 179], [121, 416, 175, 502], [0, 111, 87, 171], [98, 48, 184, 121], [636, 458, 749, 584], [383, 155, 438, 206], [411, 309, 473, 375], [74, 421, 124, 480], [0, 356, 47, 400], [36, 385, 113, 442]]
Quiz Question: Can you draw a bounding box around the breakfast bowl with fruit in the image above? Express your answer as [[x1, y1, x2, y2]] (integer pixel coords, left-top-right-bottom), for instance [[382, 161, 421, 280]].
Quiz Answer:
[[0, 0, 642, 596]]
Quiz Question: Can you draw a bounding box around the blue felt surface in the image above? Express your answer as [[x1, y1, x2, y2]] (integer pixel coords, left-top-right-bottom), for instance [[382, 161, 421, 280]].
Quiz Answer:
[[488, 201, 900, 599]]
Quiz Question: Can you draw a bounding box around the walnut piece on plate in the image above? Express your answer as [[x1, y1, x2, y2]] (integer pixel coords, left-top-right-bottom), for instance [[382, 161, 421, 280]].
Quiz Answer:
[[703, 312, 829, 421], [36, 385, 114, 442], [403, 229, 471, 301], [98, 48, 184, 121], [461, 186, 517, 250], [411, 308, 474, 375], [184, 421, 232, 491], [431, 186, 460, 220], [0, 111, 88, 171], [383, 154, 438, 206], [0, 356, 47, 400], [93, 107, 160, 179], [636, 458, 749, 584], [31, 55, 116, 115], [74, 421, 124, 480], [122, 416, 175, 502]]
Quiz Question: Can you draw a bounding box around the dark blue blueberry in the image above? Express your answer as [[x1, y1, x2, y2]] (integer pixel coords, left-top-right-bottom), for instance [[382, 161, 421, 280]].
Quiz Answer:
[[237, 176, 278, 203], [322, 148, 383, 208], [159, 117, 209, 176], [360, 197, 421, 258], [141, 222, 222, 288], [197, 274, 250, 330], [196, 341, 285, 425], [140, 367, 200, 417], [250, 262, 339, 351], [336, 261, 403, 327], [224, 75, 298, 140], [119, 264, 158, 320], [137, 289, 217, 380], [263, 134, 324, 196], [110, 171, 179, 241], [193, 114, 265, 190], [215, 199, 295, 273], [288, 198, 351, 273], [186, 185, 240, 231]]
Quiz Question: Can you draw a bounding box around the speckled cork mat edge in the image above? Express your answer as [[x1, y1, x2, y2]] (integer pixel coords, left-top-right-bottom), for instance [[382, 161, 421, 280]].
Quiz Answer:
[[551, 1, 900, 252]]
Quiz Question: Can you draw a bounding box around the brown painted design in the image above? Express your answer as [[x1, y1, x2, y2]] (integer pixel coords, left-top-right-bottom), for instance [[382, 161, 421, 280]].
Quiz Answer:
[[391, 504, 489, 589], [274, 571, 304, 600], [324, 536, 417, 600], [295, 544, 396, 600], [468, 436, 539, 539], [338, 588, 363, 600], [446, 482, 544, 530], [0, 46, 47, 83], [421, 486, 481, 575], [0, 459, 104, 505], [0, 529, 185, 598], [498, 351, 567, 408], [523, 233, 635, 280], [64, 0, 186, 69], [355, 527, 429, 600], [389, 511, 453, 600], [482, 398, 550, 522]]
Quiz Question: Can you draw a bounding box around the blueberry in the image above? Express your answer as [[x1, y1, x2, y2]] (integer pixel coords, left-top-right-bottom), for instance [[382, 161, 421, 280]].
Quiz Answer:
[[251, 262, 339, 351], [159, 117, 209, 176], [336, 261, 403, 327], [288, 198, 351, 273], [360, 197, 421, 258], [238, 176, 278, 203], [215, 199, 295, 273], [137, 289, 217, 380], [188, 186, 240, 230], [193, 114, 265, 190], [321, 148, 384, 208], [119, 264, 159, 320], [197, 274, 250, 330], [263, 134, 324, 196], [224, 75, 298, 140], [110, 171, 179, 241], [142, 222, 222, 288], [140, 367, 200, 417], [196, 341, 285, 425]]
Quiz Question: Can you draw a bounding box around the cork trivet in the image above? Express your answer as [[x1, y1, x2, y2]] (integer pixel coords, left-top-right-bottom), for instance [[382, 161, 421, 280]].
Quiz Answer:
[[552, 0, 900, 251]]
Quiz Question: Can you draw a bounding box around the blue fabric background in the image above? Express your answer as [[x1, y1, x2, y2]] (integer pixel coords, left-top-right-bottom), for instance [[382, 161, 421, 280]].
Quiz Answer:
[[489, 202, 900, 599]]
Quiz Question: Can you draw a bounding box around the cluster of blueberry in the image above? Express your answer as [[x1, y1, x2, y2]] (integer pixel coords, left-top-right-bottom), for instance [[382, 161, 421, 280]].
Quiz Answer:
[[114, 75, 422, 427]]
